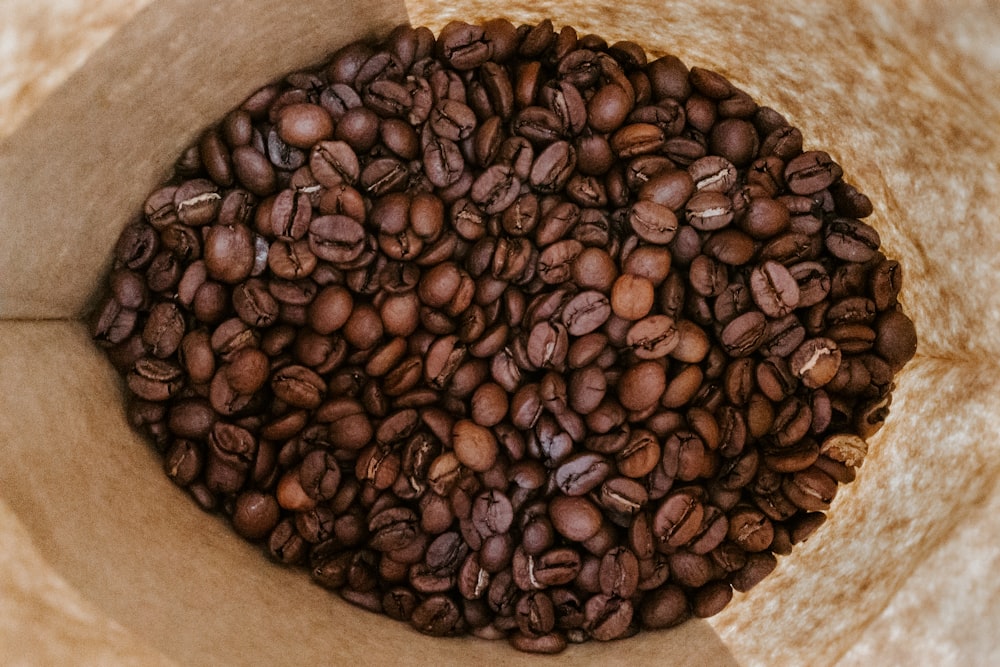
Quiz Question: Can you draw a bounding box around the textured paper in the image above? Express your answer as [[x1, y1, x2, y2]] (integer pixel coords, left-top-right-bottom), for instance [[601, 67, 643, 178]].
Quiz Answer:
[[2, 1, 999, 665]]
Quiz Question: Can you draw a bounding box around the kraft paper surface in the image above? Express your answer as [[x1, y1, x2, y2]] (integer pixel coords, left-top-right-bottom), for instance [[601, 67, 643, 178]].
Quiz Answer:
[[1, 1, 998, 665]]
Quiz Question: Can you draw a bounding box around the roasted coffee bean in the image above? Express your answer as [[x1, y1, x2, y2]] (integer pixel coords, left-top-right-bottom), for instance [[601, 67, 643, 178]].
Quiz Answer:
[[639, 585, 689, 629], [629, 200, 678, 244], [720, 310, 767, 357], [100, 22, 915, 655], [562, 291, 612, 336], [789, 338, 842, 388], [874, 309, 917, 369], [272, 365, 326, 409], [232, 491, 281, 540], [652, 489, 704, 549], [584, 593, 633, 641], [785, 151, 843, 195], [549, 496, 603, 542], [626, 315, 679, 359], [750, 260, 800, 318], [825, 218, 881, 263]]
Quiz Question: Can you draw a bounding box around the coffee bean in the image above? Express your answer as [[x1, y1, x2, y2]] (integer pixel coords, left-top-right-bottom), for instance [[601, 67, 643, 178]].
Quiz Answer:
[[549, 496, 603, 542], [277, 103, 333, 149], [618, 361, 666, 412], [584, 593, 633, 641], [628, 200, 678, 244], [718, 310, 766, 357], [453, 419, 498, 472], [639, 585, 689, 629], [874, 309, 917, 369], [686, 190, 734, 231], [611, 275, 655, 320], [789, 338, 842, 388], [750, 260, 800, 318], [626, 315, 679, 359], [100, 22, 916, 655], [785, 151, 843, 195], [652, 489, 704, 549], [825, 218, 881, 263], [232, 491, 280, 540], [562, 291, 612, 336]]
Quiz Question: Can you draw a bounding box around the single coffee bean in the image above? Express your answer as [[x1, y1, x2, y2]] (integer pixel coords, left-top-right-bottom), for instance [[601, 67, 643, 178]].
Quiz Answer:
[[789, 337, 842, 388], [718, 310, 766, 357], [628, 200, 678, 244], [584, 593, 633, 641], [750, 260, 800, 318], [549, 496, 603, 542], [562, 291, 612, 336], [874, 309, 917, 369], [686, 190, 734, 231], [639, 585, 689, 629], [232, 491, 281, 540], [277, 103, 334, 149], [452, 419, 499, 472], [652, 489, 704, 549], [824, 217, 881, 263], [617, 361, 666, 412], [626, 315, 679, 359], [784, 150, 843, 195]]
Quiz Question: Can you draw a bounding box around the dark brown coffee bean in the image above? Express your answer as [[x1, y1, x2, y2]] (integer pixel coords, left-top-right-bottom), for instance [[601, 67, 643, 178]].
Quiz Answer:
[[562, 291, 612, 337], [626, 315, 679, 359], [335, 106, 380, 152], [741, 196, 790, 239], [750, 260, 800, 318], [310, 140, 360, 188], [789, 337, 842, 388], [308, 215, 366, 264], [628, 200, 678, 244], [451, 419, 497, 472], [618, 361, 667, 412], [730, 552, 777, 592], [784, 150, 843, 195], [529, 141, 577, 194], [709, 118, 758, 166], [866, 312, 910, 369], [99, 25, 919, 654], [127, 357, 184, 402], [174, 179, 222, 226], [584, 594, 633, 641], [571, 247, 618, 291], [720, 310, 767, 357], [825, 218, 881, 263], [527, 321, 569, 369], [277, 103, 334, 149], [232, 491, 280, 540], [639, 585, 689, 629], [691, 581, 733, 618], [232, 145, 277, 196], [437, 21, 491, 70], [611, 123, 665, 158], [686, 190, 734, 231], [652, 489, 703, 549], [270, 365, 325, 409], [410, 594, 462, 636], [549, 496, 602, 542], [688, 155, 736, 193]]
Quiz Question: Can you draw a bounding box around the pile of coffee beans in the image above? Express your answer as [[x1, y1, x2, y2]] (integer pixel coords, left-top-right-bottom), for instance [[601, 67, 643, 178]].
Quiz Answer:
[[92, 19, 917, 653]]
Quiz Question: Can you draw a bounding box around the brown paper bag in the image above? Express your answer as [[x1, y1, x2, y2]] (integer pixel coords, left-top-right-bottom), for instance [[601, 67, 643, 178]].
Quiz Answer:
[[2, 0, 999, 664]]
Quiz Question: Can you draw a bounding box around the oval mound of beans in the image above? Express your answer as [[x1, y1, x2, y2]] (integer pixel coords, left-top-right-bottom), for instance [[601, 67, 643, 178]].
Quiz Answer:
[[93, 18, 917, 653]]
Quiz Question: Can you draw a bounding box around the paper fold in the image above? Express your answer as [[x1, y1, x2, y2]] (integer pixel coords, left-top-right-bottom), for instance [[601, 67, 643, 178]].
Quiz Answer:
[[2, 1, 999, 665]]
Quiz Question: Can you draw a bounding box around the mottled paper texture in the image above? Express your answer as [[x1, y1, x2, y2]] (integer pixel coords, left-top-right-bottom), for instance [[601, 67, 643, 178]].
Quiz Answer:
[[1, 1, 999, 665]]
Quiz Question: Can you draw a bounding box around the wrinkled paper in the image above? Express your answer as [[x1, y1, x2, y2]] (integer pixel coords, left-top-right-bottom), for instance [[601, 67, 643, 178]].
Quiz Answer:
[[2, 1, 999, 664]]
